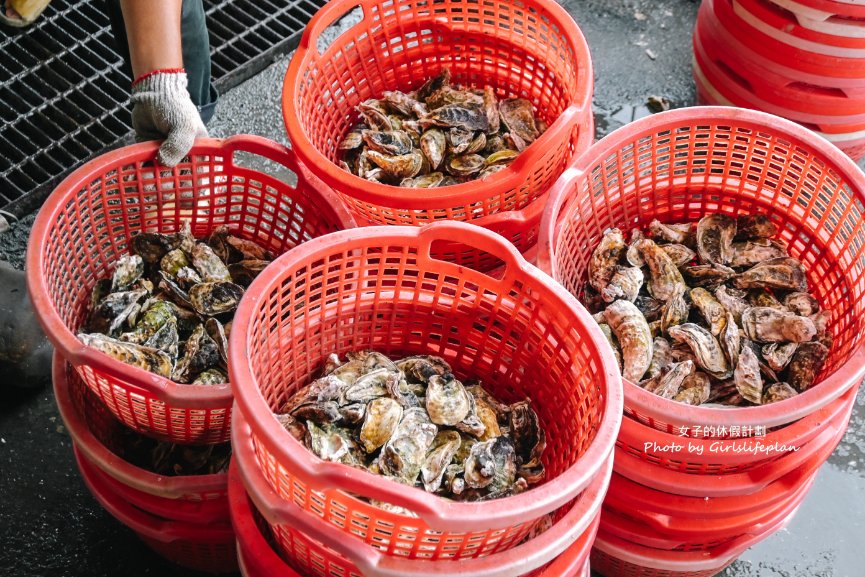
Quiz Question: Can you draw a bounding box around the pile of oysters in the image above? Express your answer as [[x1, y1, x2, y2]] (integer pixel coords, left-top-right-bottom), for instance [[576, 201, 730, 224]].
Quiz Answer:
[[588, 213, 831, 407], [276, 351, 546, 502], [339, 68, 547, 187], [77, 222, 273, 384], [117, 427, 231, 476]]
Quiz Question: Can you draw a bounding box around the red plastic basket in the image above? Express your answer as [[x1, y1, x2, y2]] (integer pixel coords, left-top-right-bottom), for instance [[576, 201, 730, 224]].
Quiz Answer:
[[538, 106, 865, 435], [735, 0, 865, 53], [598, 470, 815, 551], [282, 0, 594, 269], [75, 444, 237, 574], [589, 512, 794, 577], [692, 54, 865, 162], [228, 220, 622, 560], [710, 0, 865, 81], [53, 354, 230, 523], [772, 0, 865, 25], [228, 461, 597, 577], [697, 0, 865, 117], [615, 384, 856, 478], [28, 135, 355, 445], [233, 409, 611, 577]]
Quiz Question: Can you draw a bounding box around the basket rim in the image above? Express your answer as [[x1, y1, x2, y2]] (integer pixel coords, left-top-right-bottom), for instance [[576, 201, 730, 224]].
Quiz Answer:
[[605, 450, 819, 519], [282, 0, 594, 210], [75, 444, 235, 544], [773, 0, 865, 19], [228, 459, 597, 577], [537, 105, 865, 430], [228, 221, 623, 533], [692, 50, 865, 134], [736, 0, 865, 51], [710, 0, 865, 75], [601, 472, 813, 542], [232, 407, 611, 577], [27, 136, 355, 408], [52, 353, 229, 498], [612, 396, 852, 498]]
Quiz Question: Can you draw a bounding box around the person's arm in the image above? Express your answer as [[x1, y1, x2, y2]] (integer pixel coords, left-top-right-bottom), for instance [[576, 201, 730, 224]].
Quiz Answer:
[[120, 0, 184, 79], [121, 0, 207, 166]]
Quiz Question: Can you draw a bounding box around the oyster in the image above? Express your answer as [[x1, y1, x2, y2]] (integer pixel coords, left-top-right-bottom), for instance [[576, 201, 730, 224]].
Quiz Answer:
[[674, 371, 711, 405], [448, 154, 485, 177], [645, 337, 672, 380], [191, 243, 232, 283], [420, 128, 446, 170], [362, 130, 413, 156], [762, 342, 798, 372], [714, 285, 749, 325], [367, 150, 424, 180], [684, 263, 737, 288], [661, 243, 697, 267], [192, 368, 227, 385], [763, 382, 799, 404], [111, 254, 144, 291], [78, 333, 173, 378], [784, 292, 820, 317], [734, 344, 763, 404], [422, 431, 462, 492], [787, 342, 829, 392], [667, 323, 731, 379], [425, 374, 471, 426], [644, 360, 695, 399], [719, 311, 741, 369], [605, 299, 653, 382], [509, 399, 545, 469], [690, 287, 727, 336], [635, 294, 663, 322], [696, 213, 736, 265], [637, 238, 686, 301], [741, 307, 816, 343], [188, 282, 244, 316], [499, 98, 539, 143], [735, 214, 778, 240], [589, 228, 627, 294], [734, 258, 808, 292], [172, 324, 221, 383], [730, 239, 787, 268], [602, 266, 644, 303], [360, 397, 403, 453], [380, 408, 438, 483], [650, 219, 692, 244], [660, 282, 690, 333]]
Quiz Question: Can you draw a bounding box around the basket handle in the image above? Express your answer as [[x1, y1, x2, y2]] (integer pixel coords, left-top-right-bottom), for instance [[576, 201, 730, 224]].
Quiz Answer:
[[536, 166, 584, 276], [298, 0, 367, 57], [416, 220, 525, 284], [235, 422, 612, 577]]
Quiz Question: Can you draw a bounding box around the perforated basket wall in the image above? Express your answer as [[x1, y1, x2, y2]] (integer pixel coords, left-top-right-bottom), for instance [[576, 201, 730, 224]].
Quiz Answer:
[[542, 107, 865, 435], [29, 136, 353, 444], [229, 222, 620, 561], [283, 0, 594, 261]]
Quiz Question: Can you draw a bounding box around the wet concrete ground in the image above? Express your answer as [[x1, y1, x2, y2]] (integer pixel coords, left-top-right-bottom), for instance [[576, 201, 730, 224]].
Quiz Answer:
[[1, 1, 864, 576]]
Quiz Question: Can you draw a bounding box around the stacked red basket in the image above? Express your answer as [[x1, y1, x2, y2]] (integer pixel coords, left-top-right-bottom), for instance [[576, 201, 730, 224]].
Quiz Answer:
[[694, 0, 865, 161], [28, 135, 355, 573], [227, 221, 623, 577], [282, 0, 595, 270], [538, 107, 865, 576]]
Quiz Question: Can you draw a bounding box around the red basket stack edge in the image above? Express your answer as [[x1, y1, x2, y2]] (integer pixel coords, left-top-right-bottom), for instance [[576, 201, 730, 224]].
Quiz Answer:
[[227, 220, 623, 577], [538, 107, 865, 577], [694, 0, 865, 161], [282, 0, 594, 271], [29, 135, 355, 573]]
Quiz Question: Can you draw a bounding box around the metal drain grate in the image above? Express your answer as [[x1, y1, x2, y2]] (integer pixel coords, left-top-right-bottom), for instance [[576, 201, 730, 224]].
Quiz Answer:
[[0, 0, 326, 215]]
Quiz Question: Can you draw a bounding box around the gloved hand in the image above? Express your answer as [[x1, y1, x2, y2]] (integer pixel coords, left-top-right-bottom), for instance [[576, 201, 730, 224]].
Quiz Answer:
[[131, 70, 207, 167]]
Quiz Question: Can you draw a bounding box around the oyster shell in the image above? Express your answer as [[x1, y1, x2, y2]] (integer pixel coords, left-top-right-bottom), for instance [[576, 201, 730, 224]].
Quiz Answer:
[[644, 360, 695, 399], [735, 214, 778, 240], [637, 238, 686, 301], [734, 258, 808, 292], [784, 292, 820, 317], [422, 431, 462, 492], [730, 239, 787, 268], [660, 282, 690, 333], [734, 343, 763, 404], [787, 342, 828, 392], [661, 243, 697, 267], [763, 382, 799, 404], [605, 299, 653, 382], [645, 337, 672, 380], [674, 371, 711, 405], [499, 98, 539, 143], [690, 287, 727, 336], [602, 266, 644, 303], [360, 397, 403, 453], [188, 281, 244, 316], [667, 323, 731, 379], [762, 342, 798, 372], [696, 213, 736, 265], [78, 333, 173, 378], [741, 307, 816, 343], [589, 228, 627, 294]]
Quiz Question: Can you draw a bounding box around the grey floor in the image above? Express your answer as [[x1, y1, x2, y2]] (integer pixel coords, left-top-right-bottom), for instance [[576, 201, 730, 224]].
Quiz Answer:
[[1, 1, 863, 576]]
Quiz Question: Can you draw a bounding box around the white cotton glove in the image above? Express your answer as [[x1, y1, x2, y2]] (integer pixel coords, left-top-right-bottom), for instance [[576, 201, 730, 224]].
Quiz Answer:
[[131, 71, 208, 167]]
